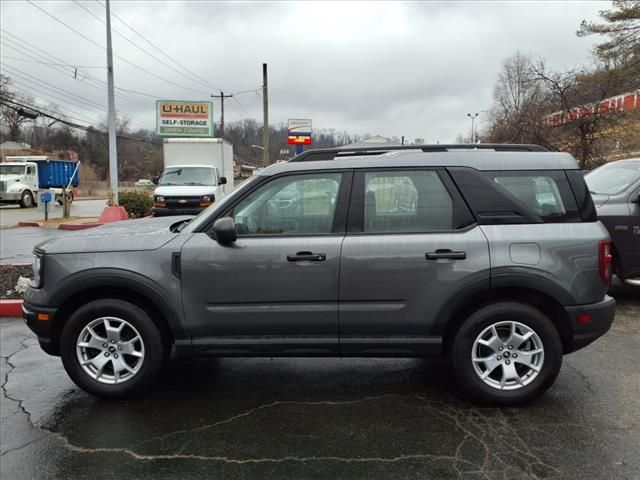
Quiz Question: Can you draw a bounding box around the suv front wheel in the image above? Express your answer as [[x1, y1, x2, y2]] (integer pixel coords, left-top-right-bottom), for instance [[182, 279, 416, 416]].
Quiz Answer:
[[452, 302, 563, 405], [60, 299, 166, 399]]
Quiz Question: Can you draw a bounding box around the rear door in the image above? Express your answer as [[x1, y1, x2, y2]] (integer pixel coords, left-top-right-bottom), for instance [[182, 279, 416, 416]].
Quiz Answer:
[[339, 168, 490, 355]]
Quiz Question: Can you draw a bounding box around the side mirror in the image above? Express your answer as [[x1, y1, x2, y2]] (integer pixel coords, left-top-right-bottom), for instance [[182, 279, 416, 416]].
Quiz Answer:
[[219, 176, 227, 185], [152, 176, 160, 185], [212, 217, 236, 245]]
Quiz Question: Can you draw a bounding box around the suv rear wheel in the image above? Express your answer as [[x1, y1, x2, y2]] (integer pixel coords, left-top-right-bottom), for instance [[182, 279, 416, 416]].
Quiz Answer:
[[452, 302, 562, 405], [60, 299, 166, 399]]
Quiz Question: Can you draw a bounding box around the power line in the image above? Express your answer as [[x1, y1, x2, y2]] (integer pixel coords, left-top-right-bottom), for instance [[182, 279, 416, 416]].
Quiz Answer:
[[5, 85, 102, 126], [26, 1, 212, 96], [1, 31, 153, 108], [7, 80, 155, 131], [0, 55, 104, 69], [0, 96, 161, 144], [2, 64, 155, 129], [73, 0, 218, 93], [98, 0, 225, 92]]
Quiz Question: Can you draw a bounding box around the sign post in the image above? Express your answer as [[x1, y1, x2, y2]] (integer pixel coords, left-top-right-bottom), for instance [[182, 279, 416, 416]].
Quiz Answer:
[[156, 101, 214, 137]]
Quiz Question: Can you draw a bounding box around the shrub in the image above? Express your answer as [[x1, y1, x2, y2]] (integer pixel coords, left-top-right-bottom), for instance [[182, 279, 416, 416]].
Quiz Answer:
[[118, 191, 153, 218]]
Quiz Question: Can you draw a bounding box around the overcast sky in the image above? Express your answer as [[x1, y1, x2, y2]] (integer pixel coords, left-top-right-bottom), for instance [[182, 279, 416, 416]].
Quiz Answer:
[[1, 0, 605, 142]]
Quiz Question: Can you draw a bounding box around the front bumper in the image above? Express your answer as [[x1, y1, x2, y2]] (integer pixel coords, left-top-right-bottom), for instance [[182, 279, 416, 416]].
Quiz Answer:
[[22, 301, 59, 356], [0, 192, 22, 202], [564, 295, 616, 352], [153, 207, 205, 216]]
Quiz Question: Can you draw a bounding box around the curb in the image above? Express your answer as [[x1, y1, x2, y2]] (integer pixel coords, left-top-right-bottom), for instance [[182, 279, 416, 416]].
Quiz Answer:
[[17, 221, 44, 227], [0, 299, 23, 317], [58, 222, 102, 231]]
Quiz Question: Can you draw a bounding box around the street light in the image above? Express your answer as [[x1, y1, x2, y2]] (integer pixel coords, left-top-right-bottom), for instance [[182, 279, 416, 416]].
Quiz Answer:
[[467, 112, 479, 143], [250, 144, 264, 151]]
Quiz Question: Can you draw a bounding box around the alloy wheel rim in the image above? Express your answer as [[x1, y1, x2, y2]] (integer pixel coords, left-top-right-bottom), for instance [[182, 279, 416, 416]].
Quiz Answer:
[[76, 316, 145, 385], [471, 321, 544, 391]]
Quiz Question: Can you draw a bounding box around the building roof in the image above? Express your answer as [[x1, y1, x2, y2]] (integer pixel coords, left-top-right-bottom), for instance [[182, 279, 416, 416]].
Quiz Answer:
[[0, 141, 30, 151]]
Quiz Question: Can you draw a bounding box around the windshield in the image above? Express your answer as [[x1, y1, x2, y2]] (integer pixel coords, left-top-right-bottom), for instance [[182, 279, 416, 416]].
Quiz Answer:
[[0, 165, 26, 176], [585, 161, 640, 195], [159, 167, 216, 186]]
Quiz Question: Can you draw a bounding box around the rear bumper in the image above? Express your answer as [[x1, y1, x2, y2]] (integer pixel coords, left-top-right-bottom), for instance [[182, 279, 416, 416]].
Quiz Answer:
[[564, 295, 616, 352], [22, 301, 59, 356]]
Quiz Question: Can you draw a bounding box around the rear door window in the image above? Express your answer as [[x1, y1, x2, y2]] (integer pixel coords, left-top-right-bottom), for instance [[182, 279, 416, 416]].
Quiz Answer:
[[484, 170, 580, 222], [363, 171, 453, 232]]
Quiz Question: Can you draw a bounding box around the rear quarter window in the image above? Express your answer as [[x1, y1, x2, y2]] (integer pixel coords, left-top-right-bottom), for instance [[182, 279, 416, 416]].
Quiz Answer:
[[483, 170, 581, 223]]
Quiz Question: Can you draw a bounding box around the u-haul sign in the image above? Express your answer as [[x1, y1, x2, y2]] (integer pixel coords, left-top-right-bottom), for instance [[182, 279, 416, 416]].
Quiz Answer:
[[156, 100, 214, 137]]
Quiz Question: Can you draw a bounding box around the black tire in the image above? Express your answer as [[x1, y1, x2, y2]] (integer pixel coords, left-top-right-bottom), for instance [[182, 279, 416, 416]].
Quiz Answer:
[[60, 299, 167, 399], [20, 190, 34, 208], [451, 302, 562, 406]]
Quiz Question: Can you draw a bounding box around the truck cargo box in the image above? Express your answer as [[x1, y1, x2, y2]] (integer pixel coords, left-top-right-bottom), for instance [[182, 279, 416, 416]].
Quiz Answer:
[[35, 160, 79, 188]]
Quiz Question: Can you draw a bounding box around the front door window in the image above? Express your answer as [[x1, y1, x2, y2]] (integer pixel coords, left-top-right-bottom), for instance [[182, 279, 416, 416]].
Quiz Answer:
[[232, 173, 343, 235]]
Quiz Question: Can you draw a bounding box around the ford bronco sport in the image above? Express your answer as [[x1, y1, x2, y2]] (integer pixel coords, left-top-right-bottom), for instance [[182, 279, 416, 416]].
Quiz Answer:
[[23, 144, 615, 405]]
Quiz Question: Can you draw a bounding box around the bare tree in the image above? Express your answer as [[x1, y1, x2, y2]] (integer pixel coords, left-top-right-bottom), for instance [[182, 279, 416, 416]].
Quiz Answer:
[[0, 75, 36, 143], [485, 53, 551, 146]]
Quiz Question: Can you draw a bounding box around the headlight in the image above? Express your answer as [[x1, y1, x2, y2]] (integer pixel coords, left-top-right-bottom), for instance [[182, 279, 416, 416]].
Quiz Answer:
[[202, 195, 211, 202], [155, 196, 165, 202], [32, 254, 43, 288]]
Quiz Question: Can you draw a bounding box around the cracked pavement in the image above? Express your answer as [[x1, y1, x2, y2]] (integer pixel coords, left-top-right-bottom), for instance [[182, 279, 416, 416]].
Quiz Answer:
[[1, 284, 638, 479]]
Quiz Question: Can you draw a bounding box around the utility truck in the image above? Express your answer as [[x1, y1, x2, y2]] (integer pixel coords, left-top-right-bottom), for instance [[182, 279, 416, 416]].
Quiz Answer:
[[0, 156, 79, 208], [153, 138, 234, 216]]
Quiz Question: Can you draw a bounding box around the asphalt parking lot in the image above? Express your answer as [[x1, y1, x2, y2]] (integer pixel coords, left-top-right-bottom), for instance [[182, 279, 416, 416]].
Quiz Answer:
[[1, 284, 638, 480]]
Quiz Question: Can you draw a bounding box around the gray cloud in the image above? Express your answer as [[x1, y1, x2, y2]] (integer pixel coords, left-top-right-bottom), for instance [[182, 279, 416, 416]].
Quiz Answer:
[[1, 0, 603, 142]]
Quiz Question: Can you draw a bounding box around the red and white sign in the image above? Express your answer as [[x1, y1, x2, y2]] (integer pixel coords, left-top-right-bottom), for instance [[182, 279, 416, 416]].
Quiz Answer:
[[287, 118, 312, 145]]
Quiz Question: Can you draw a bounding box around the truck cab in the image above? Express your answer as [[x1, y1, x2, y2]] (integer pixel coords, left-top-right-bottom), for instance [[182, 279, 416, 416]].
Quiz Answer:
[[0, 159, 41, 208]]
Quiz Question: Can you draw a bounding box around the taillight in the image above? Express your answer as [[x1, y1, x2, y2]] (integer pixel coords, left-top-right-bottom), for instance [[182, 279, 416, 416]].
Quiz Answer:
[[598, 240, 613, 286]]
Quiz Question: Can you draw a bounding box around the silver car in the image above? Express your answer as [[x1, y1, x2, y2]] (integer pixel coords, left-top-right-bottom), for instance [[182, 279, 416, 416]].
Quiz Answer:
[[24, 144, 615, 405]]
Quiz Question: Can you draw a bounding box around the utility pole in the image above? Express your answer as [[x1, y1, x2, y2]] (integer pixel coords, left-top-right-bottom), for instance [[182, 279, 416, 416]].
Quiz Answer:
[[211, 91, 233, 139], [262, 63, 269, 167], [106, 0, 118, 204]]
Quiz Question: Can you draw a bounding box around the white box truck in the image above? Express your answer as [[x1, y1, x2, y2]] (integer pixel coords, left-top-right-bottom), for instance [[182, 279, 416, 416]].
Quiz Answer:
[[153, 138, 234, 216]]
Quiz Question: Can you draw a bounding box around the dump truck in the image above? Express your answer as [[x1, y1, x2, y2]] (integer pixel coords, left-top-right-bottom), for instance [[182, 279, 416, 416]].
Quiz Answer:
[[0, 156, 80, 208]]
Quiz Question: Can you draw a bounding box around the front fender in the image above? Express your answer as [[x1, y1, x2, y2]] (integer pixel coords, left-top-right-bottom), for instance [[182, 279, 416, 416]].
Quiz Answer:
[[27, 268, 188, 340]]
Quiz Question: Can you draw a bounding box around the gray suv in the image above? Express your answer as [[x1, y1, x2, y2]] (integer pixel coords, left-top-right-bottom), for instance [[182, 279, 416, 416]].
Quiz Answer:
[[584, 158, 640, 282], [23, 144, 616, 405]]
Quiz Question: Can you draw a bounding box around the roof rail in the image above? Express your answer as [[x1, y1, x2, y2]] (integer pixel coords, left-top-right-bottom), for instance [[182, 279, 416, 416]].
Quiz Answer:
[[289, 144, 548, 162]]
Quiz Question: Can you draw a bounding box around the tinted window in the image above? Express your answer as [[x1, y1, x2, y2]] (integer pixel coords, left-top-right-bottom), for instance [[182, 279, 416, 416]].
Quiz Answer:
[[232, 173, 342, 235], [363, 171, 453, 232], [484, 170, 580, 222]]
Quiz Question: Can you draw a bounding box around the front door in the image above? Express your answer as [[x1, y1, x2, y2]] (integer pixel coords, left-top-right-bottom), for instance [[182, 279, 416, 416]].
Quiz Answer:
[[339, 168, 490, 355], [181, 170, 351, 355]]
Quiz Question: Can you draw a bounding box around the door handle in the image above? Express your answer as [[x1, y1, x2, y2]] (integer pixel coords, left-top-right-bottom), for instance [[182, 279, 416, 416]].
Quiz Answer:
[[287, 251, 326, 262], [426, 249, 467, 260]]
